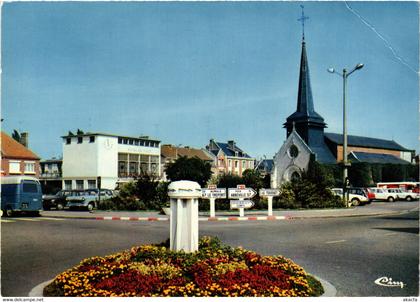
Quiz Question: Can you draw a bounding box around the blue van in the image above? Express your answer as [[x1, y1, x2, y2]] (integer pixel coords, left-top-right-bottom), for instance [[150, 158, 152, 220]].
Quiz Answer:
[[1, 176, 43, 216]]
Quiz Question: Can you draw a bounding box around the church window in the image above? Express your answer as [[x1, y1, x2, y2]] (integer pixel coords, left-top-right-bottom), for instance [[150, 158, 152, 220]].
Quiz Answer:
[[288, 145, 299, 159], [291, 171, 301, 181]]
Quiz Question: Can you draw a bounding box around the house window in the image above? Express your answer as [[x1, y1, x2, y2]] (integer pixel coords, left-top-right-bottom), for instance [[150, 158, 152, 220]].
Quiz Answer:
[[118, 138, 123, 144], [235, 161, 238, 168], [88, 180, 96, 189], [242, 161, 246, 168], [64, 180, 72, 190], [89, 136, 95, 143], [66, 138, 71, 144], [9, 161, 21, 174], [77, 137, 83, 144], [76, 180, 84, 190], [24, 162, 35, 174]]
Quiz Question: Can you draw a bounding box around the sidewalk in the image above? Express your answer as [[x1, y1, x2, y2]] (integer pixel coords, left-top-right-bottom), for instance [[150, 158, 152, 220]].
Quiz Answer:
[[41, 201, 419, 221]]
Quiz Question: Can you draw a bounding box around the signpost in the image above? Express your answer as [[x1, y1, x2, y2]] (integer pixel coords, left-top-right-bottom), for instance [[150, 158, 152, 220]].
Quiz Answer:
[[201, 186, 226, 218], [228, 185, 257, 217], [259, 188, 280, 216]]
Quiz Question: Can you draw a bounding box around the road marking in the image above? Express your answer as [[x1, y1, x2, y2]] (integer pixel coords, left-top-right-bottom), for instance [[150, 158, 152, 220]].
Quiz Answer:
[[38, 217, 66, 221], [384, 233, 397, 236], [325, 239, 347, 244], [0, 219, 15, 223], [13, 218, 43, 222]]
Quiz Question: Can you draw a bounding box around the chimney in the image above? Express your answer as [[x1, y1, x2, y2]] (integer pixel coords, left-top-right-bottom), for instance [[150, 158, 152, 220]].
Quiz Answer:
[[20, 132, 28, 148], [227, 140, 235, 149]]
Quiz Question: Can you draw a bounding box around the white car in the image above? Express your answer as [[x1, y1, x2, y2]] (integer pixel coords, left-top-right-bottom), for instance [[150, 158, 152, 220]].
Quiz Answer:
[[385, 188, 418, 201], [331, 188, 369, 206], [366, 188, 397, 202]]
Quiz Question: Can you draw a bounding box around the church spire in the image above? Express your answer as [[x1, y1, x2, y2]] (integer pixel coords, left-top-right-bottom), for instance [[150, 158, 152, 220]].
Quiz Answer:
[[284, 7, 326, 146]]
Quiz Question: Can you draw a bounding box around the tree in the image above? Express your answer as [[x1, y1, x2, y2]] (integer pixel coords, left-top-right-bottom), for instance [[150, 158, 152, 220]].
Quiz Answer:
[[12, 130, 21, 143], [242, 169, 264, 190], [165, 156, 212, 187]]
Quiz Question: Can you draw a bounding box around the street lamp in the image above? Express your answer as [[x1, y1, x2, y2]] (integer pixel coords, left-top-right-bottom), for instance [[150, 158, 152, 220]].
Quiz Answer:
[[328, 63, 364, 207]]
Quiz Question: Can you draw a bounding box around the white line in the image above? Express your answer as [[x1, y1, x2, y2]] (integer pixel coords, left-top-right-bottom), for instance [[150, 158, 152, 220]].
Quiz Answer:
[[38, 217, 65, 221], [120, 217, 130, 221], [325, 240, 347, 244], [103, 217, 113, 220], [13, 218, 42, 222], [0, 219, 15, 223]]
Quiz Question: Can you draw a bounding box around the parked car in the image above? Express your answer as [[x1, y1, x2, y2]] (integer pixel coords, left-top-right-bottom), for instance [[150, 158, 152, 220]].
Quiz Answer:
[[66, 189, 114, 211], [384, 188, 418, 201], [366, 188, 398, 202], [331, 188, 369, 206], [42, 190, 76, 210]]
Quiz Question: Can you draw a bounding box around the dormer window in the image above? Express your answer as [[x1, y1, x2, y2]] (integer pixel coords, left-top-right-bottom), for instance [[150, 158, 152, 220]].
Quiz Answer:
[[77, 137, 83, 144]]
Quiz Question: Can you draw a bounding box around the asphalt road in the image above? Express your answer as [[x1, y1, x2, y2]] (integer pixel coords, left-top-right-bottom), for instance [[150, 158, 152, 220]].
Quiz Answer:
[[1, 209, 418, 297]]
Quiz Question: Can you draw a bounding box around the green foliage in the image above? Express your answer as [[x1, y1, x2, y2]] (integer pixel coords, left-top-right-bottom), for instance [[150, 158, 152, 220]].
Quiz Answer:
[[98, 176, 169, 211], [11, 130, 21, 142], [348, 162, 373, 187], [215, 173, 243, 189], [242, 169, 264, 190], [165, 156, 212, 187]]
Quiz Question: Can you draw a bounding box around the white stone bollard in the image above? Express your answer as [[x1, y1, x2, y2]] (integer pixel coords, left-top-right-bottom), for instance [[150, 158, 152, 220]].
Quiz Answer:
[[168, 180, 201, 253]]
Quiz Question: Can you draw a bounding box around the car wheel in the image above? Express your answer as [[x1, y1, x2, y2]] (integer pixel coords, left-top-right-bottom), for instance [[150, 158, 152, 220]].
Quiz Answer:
[[56, 203, 64, 210], [87, 203, 94, 211], [406, 196, 412, 201], [387, 196, 395, 202], [351, 198, 360, 206], [4, 207, 14, 217]]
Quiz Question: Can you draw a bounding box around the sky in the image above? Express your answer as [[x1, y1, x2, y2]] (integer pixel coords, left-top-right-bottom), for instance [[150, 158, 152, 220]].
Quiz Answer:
[[2, 1, 419, 160]]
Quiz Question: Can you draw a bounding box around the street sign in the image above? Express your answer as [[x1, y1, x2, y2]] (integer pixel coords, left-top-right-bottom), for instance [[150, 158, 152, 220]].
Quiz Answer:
[[228, 187, 257, 199], [201, 188, 226, 199], [208, 184, 217, 190], [230, 199, 254, 209], [259, 188, 280, 197]]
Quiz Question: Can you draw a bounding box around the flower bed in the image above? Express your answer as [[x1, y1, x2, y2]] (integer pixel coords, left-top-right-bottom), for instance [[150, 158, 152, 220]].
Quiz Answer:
[[44, 237, 323, 297]]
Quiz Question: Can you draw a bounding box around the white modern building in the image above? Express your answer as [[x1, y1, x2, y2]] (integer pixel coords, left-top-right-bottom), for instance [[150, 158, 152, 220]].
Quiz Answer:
[[62, 132, 161, 190]]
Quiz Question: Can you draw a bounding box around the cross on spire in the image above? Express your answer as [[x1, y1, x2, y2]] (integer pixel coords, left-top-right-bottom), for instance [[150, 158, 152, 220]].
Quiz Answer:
[[297, 5, 309, 41]]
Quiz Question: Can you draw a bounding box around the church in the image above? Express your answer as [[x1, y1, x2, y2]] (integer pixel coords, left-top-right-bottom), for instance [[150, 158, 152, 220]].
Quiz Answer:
[[271, 27, 414, 188]]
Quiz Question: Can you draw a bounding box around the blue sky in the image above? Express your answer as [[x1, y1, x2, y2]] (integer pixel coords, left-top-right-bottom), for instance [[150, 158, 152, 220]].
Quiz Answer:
[[2, 1, 419, 160]]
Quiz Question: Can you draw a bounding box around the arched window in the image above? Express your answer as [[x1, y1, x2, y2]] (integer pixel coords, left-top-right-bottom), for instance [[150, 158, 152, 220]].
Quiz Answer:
[[288, 145, 299, 159], [291, 171, 301, 181]]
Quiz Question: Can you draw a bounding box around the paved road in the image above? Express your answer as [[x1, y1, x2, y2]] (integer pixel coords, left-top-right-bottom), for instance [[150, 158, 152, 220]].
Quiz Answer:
[[1, 209, 418, 297]]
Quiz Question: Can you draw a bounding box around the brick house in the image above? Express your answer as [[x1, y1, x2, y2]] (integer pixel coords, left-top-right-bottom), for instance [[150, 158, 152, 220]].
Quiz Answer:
[[205, 139, 255, 177], [1, 131, 40, 177]]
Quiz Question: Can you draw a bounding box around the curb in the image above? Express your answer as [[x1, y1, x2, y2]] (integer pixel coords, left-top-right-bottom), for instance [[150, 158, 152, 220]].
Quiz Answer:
[[42, 210, 410, 221], [29, 274, 336, 297]]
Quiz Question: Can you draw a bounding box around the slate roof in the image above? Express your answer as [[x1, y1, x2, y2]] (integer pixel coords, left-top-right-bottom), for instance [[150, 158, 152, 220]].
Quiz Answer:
[[256, 159, 274, 173], [310, 145, 337, 164], [285, 41, 326, 127], [349, 152, 411, 164], [324, 133, 411, 152], [1, 132, 40, 160], [161, 145, 212, 161], [210, 141, 252, 159]]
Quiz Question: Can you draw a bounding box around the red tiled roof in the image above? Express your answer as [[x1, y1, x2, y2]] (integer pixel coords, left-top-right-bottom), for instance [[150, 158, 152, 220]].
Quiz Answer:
[[161, 145, 212, 161], [1, 132, 40, 160]]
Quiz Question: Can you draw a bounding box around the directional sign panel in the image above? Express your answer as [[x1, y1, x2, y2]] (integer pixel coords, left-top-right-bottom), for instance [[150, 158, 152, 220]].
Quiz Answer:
[[228, 187, 257, 199], [202, 188, 226, 199], [259, 188, 280, 197], [230, 199, 254, 209]]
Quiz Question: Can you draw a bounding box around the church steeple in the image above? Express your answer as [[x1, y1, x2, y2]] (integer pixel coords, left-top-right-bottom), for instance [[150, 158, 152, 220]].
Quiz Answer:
[[284, 8, 327, 147]]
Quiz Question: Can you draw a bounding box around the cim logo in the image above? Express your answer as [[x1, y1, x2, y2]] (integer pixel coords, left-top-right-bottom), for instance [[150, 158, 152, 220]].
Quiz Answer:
[[374, 277, 405, 288]]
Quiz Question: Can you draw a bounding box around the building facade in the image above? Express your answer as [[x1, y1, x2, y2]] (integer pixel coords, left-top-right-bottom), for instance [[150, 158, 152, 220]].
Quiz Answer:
[[1, 131, 40, 178], [62, 132, 160, 190], [40, 158, 63, 194], [205, 139, 255, 177]]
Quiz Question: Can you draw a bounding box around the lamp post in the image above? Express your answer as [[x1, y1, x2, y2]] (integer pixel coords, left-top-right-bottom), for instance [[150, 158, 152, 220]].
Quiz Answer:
[[327, 63, 364, 207]]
